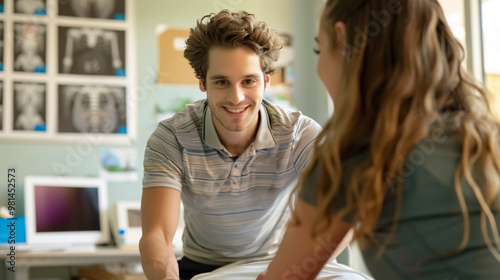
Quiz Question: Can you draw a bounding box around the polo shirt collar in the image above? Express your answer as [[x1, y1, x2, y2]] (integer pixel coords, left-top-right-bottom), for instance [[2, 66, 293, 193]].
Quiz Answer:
[[203, 104, 276, 151]]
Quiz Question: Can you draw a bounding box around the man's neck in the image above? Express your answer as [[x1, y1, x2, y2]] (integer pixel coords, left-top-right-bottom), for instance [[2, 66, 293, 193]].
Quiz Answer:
[[216, 116, 260, 157]]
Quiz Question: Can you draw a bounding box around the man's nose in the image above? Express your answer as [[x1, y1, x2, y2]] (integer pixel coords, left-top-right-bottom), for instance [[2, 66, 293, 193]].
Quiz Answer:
[[228, 85, 245, 104]]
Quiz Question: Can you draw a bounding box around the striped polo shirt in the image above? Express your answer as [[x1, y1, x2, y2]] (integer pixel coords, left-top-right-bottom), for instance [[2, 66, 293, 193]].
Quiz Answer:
[[143, 99, 321, 265]]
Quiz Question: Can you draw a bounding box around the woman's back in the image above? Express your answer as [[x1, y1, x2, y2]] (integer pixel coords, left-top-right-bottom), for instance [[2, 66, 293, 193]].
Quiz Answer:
[[362, 124, 500, 279]]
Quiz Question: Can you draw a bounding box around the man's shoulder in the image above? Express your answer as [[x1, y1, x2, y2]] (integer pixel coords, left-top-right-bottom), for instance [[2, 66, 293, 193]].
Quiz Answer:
[[158, 99, 206, 134], [263, 99, 319, 131]]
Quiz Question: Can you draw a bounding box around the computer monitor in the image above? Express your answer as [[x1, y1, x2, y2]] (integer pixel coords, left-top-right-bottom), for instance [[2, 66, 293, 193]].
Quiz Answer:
[[110, 201, 141, 249], [24, 176, 109, 247]]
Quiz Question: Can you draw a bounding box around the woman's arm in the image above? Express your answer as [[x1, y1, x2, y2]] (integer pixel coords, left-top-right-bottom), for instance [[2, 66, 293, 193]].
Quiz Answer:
[[259, 199, 353, 280]]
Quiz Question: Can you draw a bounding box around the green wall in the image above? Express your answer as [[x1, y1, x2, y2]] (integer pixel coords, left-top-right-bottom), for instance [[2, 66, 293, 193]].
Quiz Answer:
[[0, 0, 335, 278]]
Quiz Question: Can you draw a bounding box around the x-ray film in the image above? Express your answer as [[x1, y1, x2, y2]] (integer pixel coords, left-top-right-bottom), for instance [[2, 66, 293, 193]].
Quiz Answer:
[[59, 0, 125, 20], [13, 82, 46, 131], [14, 0, 46, 15], [14, 23, 46, 73], [58, 84, 127, 134], [58, 26, 126, 76]]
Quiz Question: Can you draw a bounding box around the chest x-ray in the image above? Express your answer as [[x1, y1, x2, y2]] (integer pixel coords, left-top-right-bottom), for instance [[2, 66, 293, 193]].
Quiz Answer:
[[14, 0, 45, 14], [13, 82, 46, 131], [0, 81, 3, 130], [59, 0, 125, 19], [58, 85, 126, 134], [58, 27, 125, 76], [14, 23, 46, 72]]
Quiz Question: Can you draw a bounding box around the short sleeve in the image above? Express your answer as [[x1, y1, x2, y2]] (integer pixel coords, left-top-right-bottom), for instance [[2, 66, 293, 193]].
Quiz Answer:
[[299, 151, 368, 223], [299, 163, 322, 206], [142, 123, 183, 191], [293, 116, 322, 174]]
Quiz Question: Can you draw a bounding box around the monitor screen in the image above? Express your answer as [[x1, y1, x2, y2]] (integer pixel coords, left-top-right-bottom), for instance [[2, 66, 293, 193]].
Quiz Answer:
[[24, 176, 109, 246], [127, 209, 141, 227], [34, 186, 100, 232]]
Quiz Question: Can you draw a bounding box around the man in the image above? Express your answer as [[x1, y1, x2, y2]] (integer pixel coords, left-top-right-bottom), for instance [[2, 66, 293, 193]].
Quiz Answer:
[[140, 10, 321, 280]]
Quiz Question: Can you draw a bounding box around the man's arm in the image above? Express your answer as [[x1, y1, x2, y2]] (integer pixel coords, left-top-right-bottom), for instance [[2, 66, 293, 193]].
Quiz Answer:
[[139, 187, 181, 280], [259, 199, 352, 280]]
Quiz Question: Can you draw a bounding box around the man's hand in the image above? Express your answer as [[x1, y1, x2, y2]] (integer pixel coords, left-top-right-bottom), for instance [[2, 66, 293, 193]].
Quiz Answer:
[[256, 269, 267, 280], [164, 249, 180, 280], [139, 234, 179, 280]]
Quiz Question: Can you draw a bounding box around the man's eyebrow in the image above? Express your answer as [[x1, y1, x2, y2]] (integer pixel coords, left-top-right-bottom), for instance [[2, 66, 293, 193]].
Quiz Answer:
[[209, 74, 228, 80], [209, 73, 262, 80], [242, 74, 262, 79], [315, 36, 319, 43]]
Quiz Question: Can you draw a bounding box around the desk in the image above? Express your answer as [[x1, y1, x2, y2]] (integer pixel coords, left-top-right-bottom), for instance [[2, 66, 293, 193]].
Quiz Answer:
[[2, 247, 141, 280]]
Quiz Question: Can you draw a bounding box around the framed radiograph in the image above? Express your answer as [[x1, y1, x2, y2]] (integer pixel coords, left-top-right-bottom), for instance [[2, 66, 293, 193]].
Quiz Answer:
[[0, 0, 136, 142], [14, 0, 46, 15], [58, 84, 126, 134], [14, 22, 46, 73], [58, 27, 126, 76], [13, 82, 46, 131], [58, 0, 126, 20]]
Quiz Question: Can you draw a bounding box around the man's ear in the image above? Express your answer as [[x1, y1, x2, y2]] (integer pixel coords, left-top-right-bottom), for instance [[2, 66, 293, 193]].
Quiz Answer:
[[199, 78, 206, 92], [264, 74, 271, 91]]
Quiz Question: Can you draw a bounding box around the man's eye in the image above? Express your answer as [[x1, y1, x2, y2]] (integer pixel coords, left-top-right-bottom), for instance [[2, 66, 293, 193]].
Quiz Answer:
[[243, 79, 256, 85], [216, 80, 227, 86]]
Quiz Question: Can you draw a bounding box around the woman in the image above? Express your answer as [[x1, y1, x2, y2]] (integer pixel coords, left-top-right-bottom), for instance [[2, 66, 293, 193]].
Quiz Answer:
[[259, 0, 500, 279]]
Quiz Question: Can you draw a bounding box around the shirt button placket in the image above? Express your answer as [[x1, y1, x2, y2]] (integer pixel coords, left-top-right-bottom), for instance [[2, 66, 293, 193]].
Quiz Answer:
[[231, 163, 240, 192]]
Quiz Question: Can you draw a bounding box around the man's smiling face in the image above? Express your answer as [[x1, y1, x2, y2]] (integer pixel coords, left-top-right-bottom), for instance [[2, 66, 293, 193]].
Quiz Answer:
[[201, 46, 270, 136]]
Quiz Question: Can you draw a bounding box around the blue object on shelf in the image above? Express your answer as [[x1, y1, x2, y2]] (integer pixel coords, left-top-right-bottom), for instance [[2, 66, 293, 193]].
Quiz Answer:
[[0, 216, 26, 244], [114, 13, 126, 20], [34, 65, 46, 73], [117, 126, 127, 134], [34, 8, 47, 15], [0, 63, 3, 71], [115, 69, 126, 76], [0, 5, 4, 13], [34, 124, 46, 132]]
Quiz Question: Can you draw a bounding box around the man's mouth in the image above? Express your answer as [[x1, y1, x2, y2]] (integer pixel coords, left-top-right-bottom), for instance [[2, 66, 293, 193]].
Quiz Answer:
[[225, 107, 246, 113]]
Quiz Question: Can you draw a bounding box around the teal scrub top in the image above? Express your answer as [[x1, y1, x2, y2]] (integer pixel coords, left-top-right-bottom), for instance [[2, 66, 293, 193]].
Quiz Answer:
[[300, 127, 500, 279]]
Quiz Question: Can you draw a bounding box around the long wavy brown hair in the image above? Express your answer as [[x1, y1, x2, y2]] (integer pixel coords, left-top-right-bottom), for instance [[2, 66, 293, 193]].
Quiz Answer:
[[296, 0, 500, 262]]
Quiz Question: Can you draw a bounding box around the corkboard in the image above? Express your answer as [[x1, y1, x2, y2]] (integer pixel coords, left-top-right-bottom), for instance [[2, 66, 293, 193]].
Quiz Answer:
[[157, 28, 198, 85]]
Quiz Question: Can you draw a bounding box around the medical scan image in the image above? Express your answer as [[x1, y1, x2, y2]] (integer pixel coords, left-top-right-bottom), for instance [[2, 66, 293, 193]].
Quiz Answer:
[[58, 84, 127, 134], [13, 82, 46, 131], [14, 0, 46, 14], [58, 27, 126, 76], [14, 23, 46, 73], [58, 0, 125, 19]]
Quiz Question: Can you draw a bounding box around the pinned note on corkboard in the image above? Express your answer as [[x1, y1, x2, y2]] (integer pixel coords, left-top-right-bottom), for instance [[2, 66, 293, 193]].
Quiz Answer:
[[157, 26, 198, 85]]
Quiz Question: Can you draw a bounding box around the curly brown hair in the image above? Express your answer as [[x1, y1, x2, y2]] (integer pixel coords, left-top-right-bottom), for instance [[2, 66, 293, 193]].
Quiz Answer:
[[184, 10, 283, 81]]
